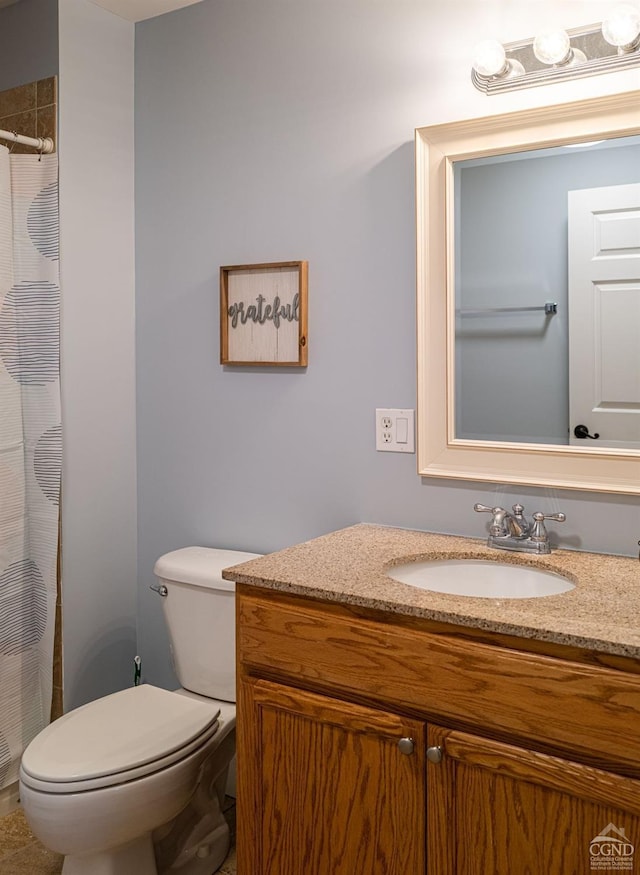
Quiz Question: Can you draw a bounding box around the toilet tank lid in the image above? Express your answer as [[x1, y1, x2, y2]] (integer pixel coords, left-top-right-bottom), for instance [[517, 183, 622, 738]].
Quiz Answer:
[[154, 546, 263, 591]]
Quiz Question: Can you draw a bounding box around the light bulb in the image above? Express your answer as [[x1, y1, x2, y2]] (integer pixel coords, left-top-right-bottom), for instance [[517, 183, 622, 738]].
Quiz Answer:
[[533, 29, 572, 65], [602, 4, 640, 49], [471, 40, 508, 77]]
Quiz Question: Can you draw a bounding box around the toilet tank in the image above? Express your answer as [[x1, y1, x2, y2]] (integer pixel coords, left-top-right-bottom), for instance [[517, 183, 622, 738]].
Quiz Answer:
[[153, 546, 262, 701]]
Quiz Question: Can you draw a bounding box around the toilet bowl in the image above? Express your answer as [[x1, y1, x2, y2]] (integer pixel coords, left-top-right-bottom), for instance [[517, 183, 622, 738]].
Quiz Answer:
[[19, 547, 262, 875]]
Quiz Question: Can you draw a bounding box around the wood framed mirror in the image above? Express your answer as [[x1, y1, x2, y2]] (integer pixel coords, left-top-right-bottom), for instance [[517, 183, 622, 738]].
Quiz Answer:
[[415, 91, 640, 494]]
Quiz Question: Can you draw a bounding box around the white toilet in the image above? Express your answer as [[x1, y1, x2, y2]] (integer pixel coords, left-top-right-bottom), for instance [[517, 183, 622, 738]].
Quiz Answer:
[[19, 546, 261, 875]]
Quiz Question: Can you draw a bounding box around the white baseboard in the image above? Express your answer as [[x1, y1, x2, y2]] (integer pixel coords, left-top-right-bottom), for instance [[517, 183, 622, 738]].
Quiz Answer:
[[0, 781, 19, 817]]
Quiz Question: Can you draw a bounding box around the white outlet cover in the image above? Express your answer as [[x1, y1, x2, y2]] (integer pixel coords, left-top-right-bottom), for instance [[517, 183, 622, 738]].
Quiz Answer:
[[375, 408, 415, 453]]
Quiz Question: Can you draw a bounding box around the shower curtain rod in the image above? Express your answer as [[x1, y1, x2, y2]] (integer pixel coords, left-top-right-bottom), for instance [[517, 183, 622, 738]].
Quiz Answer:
[[0, 128, 54, 154]]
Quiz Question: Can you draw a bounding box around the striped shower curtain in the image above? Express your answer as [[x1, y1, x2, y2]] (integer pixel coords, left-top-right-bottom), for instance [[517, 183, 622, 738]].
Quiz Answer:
[[0, 146, 61, 790]]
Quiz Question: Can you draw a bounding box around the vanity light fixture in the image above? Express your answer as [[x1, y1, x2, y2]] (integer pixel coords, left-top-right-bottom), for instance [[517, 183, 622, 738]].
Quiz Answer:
[[472, 3, 640, 93], [532, 30, 587, 67]]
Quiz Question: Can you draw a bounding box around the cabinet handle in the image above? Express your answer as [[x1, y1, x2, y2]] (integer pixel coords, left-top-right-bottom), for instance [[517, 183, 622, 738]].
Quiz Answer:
[[426, 745, 443, 764], [398, 737, 415, 755]]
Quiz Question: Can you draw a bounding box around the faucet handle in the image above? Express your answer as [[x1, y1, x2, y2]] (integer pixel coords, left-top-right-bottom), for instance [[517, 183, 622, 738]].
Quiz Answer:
[[530, 511, 566, 543], [474, 504, 509, 536]]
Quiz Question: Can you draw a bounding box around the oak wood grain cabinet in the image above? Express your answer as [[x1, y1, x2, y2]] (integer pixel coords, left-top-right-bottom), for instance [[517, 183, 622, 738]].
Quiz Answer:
[[428, 725, 640, 874], [236, 586, 640, 875], [238, 677, 426, 874]]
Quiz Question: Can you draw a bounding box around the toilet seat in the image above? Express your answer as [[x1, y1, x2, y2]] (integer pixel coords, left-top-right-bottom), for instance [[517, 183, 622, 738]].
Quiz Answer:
[[20, 684, 221, 794]]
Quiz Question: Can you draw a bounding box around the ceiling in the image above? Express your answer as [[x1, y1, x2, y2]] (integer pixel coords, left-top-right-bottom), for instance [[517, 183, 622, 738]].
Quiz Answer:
[[88, 0, 204, 22]]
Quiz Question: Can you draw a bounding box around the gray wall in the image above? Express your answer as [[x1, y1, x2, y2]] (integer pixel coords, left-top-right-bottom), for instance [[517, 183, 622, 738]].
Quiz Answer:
[[0, 0, 58, 91], [456, 142, 640, 443], [135, 1, 640, 690], [58, 0, 137, 709]]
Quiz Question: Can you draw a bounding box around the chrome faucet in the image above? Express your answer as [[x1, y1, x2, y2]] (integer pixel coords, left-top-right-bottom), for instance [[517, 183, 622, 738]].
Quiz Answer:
[[474, 503, 565, 554]]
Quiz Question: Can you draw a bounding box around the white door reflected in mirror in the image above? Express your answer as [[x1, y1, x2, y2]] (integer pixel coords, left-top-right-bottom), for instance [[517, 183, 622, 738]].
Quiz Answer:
[[454, 139, 640, 449], [568, 182, 640, 449]]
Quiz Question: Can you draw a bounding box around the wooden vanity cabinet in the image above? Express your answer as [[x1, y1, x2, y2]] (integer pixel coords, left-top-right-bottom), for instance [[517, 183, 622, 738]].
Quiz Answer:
[[236, 586, 640, 875], [428, 724, 640, 874], [238, 677, 426, 875]]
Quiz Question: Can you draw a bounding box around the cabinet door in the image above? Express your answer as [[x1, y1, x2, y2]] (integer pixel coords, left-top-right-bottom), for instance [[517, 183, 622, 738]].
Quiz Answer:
[[237, 677, 426, 875], [427, 724, 640, 875]]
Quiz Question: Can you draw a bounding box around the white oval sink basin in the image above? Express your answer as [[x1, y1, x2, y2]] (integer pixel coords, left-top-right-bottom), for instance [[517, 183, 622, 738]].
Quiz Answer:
[[387, 559, 574, 599]]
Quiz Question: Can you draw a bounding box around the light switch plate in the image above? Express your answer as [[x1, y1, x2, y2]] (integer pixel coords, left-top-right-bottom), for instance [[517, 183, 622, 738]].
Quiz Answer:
[[375, 408, 415, 453]]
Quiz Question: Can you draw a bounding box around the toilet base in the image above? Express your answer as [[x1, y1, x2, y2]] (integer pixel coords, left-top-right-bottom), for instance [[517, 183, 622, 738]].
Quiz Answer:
[[154, 745, 233, 874], [157, 822, 229, 875], [61, 833, 157, 875]]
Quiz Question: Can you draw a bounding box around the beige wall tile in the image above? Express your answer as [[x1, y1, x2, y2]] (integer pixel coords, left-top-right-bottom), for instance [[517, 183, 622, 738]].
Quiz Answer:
[[36, 78, 56, 109], [0, 78, 57, 151], [36, 104, 57, 146], [0, 109, 37, 152], [0, 83, 36, 120]]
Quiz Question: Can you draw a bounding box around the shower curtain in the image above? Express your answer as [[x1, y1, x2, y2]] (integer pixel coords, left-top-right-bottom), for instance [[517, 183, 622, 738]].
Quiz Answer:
[[0, 145, 61, 790]]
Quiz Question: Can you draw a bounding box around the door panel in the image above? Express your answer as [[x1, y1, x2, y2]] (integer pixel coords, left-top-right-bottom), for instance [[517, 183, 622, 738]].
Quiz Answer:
[[428, 724, 640, 875], [241, 678, 426, 875], [568, 183, 640, 447]]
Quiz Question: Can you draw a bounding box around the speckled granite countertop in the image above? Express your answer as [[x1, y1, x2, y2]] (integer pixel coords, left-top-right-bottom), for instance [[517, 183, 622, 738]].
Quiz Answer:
[[223, 524, 640, 659]]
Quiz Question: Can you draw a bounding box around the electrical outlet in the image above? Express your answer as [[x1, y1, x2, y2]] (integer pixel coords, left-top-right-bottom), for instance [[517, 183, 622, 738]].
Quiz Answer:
[[375, 408, 415, 453]]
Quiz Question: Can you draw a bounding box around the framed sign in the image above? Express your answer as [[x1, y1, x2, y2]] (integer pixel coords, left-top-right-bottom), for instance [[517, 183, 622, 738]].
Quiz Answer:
[[220, 261, 308, 366]]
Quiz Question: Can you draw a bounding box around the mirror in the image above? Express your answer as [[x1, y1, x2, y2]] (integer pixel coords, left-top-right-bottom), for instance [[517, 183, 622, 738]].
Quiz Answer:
[[416, 92, 640, 494], [454, 135, 640, 448]]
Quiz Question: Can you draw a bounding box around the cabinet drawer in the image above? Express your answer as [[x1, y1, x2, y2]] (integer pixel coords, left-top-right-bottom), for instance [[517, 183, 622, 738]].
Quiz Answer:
[[237, 586, 640, 775]]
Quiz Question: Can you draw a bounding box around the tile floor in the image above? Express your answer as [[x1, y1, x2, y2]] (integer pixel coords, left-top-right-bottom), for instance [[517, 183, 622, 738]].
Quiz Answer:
[[0, 801, 237, 874]]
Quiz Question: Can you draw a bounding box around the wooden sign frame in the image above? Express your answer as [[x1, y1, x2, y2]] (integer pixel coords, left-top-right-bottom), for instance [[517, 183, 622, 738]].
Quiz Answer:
[[220, 261, 308, 367]]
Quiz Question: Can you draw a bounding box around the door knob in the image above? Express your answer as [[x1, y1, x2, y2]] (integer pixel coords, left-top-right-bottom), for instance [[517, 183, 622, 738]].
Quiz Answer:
[[426, 746, 443, 764], [398, 737, 415, 755], [574, 424, 600, 440]]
